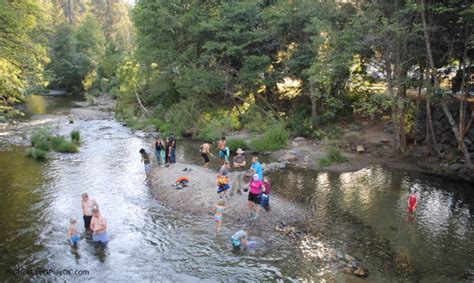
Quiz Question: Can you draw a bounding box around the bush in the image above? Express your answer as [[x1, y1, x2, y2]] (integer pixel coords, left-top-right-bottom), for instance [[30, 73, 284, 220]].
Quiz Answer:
[[319, 147, 348, 168], [196, 116, 237, 141], [70, 130, 80, 143], [313, 126, 344, 141], [31, 129, 52, 151], [25, 148, 47, 160], [251, 122, 289, 152], [55, 141, 79, 153], [352, 92, 391, 120], [227, 139, 249, 152]]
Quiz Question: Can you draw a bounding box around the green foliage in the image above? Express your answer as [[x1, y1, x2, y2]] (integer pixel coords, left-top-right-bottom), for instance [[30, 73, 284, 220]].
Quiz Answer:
[[313, 126, 344, 141], [28, 128, 79, 159], [352, 92, 392, 120], [70, 130, 80, 143], [196, 115, 238, 141], [319, 147, 348, 168], [227, 139, 249, 152], [25, 148, 47, 160], [251, 122, 289, 152]]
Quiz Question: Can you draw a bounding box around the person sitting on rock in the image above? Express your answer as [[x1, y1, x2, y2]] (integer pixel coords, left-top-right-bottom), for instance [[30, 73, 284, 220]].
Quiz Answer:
[[217, 161, 231, 199], [174, 176, 190, 190]]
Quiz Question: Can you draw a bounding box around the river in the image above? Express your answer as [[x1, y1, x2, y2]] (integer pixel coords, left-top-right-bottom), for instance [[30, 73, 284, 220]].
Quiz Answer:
[[0, 95, 473, 282]]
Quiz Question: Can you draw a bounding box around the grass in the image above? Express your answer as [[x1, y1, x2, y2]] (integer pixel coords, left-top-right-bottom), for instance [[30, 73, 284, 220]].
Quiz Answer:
[[250, 122, 289, 152], [227, 139, 249, 152], [27, 128, 79, 159], [25, 148, 47, 160], [70, 130, 80, 143], [319, 147, 348, 168]]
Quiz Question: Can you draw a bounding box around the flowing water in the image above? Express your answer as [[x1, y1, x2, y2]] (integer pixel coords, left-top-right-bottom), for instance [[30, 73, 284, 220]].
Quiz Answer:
[[0, 95, 473, 282]]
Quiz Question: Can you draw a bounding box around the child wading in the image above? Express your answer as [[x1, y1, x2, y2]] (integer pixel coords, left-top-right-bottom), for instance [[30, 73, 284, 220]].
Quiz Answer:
[[213, 200, 226, 234], [139, 148, 152, 179], [67, 217, 80, 247], [408, 187, 419, 214]]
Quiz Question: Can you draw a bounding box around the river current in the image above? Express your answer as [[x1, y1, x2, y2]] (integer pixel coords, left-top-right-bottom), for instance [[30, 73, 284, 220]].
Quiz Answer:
[[0, 95, 472, 282]]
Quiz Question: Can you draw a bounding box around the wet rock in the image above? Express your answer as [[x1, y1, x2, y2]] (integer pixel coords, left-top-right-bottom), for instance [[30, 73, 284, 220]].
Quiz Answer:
[[291, 142, 299, 147], [413, 147, 424, 158], [294, 137, 305, 142], [448, 163, 464, 172]]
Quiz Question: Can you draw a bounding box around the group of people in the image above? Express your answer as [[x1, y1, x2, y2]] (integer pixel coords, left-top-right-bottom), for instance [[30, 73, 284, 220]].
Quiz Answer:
[[138, 135, 177, 179], [67, 193, 108, 248]]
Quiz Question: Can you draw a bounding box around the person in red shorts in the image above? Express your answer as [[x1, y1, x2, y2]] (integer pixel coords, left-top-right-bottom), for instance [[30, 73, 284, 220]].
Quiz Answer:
[[408, 187, 419, 214]]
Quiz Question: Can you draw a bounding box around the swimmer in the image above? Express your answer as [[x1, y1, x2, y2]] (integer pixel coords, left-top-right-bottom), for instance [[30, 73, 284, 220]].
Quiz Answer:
[[230, 230, 249, 251]]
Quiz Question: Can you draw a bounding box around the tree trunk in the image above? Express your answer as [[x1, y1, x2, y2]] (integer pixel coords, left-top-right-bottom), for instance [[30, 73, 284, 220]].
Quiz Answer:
[[420, 0, 472, 167], [309, 80, 318, 129]]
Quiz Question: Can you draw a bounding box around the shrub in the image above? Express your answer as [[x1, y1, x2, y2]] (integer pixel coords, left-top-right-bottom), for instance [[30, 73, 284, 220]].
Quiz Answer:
[[55, 141, 79, 153], [196, 116, 237, 141], [319, 147, 348, 168], [31, 129, 52, 151], [227, 139, 249, 152], [25, 148, 47, 160], [70, 130, 80, 143], [251, 122, 289, 152], [313, 126, 343, 141]]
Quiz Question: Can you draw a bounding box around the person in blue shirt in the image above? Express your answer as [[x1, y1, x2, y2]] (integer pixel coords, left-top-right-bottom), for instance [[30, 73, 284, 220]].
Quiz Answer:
[[251, 157, 263, 181]]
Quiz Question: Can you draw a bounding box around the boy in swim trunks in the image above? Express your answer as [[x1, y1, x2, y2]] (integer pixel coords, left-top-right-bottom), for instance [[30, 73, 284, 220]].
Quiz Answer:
[[213, 200, 226, 234], [231, 230, 249, 251], [199, 142, 214, 168], [67, 217, 80, 247], [81, 192, 99, 232]]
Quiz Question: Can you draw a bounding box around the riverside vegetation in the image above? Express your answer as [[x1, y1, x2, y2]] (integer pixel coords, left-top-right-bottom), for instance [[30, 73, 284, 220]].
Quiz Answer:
[[1, 0, 473, 169], [26, 129, 81, 159]]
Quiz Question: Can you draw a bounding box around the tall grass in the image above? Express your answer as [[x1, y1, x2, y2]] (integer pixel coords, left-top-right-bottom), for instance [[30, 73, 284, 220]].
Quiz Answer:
[[227, 139, 249, 152], [27, 128, 79, 159], [251, 122, 289, 152], [70, 130, 80, 143]]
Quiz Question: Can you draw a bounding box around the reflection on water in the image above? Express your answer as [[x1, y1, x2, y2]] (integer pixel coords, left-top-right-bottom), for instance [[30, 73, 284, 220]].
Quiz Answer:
[[21, 95, 78, 117], [270, 167, 474, 281]]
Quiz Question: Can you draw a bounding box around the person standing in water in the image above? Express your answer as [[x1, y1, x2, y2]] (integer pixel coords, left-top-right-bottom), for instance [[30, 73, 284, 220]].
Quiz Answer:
[[67, 217, 80, 247], [251, 157, 263, 181], [218, 136, 229, 163], [213, 200, 226, 234], [231, 230, 249, 251], [90, 208, 108, 247], [139, 148, 152, 178], [154, 137, 165, 165], [408, 187, 419, 214], [81, 193, 99, 232], [247, 174, 264, 220], [199, 142, 214, 168]]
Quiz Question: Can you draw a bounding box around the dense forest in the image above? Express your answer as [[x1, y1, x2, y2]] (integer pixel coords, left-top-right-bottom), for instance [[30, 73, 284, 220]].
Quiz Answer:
[[1, 0, 473, 166]]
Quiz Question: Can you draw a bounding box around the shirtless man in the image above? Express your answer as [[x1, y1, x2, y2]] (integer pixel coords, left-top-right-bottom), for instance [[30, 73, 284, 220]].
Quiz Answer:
[[81, 193, 99, 232], [90, 208, 108, 247], [199, 142, 215, 168]]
